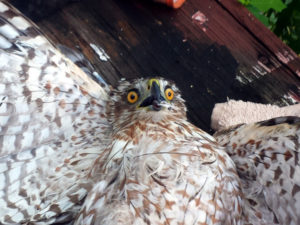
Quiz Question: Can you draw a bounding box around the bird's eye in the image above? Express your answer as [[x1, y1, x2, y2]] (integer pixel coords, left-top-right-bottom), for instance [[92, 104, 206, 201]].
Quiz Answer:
[[165, 88, 174, 101], [127, 90, 139, 104]]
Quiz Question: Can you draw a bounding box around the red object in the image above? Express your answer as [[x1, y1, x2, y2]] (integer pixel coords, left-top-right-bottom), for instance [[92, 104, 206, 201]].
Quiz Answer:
[[155, 0, 186, 8]]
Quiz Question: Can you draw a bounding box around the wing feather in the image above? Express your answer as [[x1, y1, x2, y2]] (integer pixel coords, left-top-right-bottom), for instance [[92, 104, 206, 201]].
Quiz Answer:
[[215, 116, 300, 224], [0, 1, 110, 223]]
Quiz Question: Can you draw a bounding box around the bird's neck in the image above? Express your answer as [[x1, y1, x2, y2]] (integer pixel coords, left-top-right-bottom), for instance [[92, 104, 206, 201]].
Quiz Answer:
[[111, 115, 212, 144]]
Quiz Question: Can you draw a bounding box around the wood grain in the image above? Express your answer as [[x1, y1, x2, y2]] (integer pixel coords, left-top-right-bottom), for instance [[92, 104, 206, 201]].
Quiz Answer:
[[11, 0, 300, 133]]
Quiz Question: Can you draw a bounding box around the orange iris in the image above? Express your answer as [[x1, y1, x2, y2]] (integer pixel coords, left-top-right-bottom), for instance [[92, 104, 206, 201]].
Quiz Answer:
[[165, 88, 174, 101], [127, 91, 139, 104]]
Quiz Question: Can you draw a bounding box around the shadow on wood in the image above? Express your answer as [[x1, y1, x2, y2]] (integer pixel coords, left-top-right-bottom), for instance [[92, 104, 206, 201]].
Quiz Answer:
[[11, 0, 300, 133]]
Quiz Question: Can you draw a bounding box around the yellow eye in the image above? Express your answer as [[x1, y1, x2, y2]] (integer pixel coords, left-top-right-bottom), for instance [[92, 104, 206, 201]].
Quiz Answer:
[[165, 88, 174, 101], [127, 90, 139, 104]]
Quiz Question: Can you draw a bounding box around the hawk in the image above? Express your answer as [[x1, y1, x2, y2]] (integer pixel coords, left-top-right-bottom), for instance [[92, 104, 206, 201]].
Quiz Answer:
[[0, 1, 299, 225]]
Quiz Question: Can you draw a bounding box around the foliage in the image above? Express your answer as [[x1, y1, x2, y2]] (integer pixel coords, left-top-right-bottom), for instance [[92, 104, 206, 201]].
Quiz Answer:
[[239, 0, 300, 54]]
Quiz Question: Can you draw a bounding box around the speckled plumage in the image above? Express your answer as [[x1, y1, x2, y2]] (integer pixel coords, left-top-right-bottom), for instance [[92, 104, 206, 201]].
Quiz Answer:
[[74, 78, 243, 225], [215, 117, 300, 225], [0, 1, 300, 225], [0, 1, 110, 223]]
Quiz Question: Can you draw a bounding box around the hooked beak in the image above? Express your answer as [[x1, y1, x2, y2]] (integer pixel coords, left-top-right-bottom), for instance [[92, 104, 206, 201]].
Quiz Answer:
[[139, 81, 165, 111]]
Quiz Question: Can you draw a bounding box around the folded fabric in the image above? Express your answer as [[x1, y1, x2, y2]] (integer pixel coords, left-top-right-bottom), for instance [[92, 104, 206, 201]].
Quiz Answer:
[[211, 100, 300, 131]]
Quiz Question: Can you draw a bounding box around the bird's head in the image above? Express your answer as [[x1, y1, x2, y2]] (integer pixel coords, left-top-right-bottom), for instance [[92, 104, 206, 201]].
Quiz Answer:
[[109, 77, 187, 126]]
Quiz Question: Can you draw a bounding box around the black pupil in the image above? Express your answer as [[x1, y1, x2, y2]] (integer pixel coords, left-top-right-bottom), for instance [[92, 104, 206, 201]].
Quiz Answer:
[[168, 91, 172, 97], [130, 94, 136, 100]]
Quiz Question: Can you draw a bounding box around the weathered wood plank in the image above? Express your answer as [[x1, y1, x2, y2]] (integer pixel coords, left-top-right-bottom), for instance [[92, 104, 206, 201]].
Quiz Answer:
[[218, 0, 300, 77], [11, 0, 300, 133]]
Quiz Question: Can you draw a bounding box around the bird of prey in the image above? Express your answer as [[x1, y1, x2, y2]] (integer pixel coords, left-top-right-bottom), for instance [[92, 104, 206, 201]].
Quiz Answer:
[[0, 1, 299, 224]]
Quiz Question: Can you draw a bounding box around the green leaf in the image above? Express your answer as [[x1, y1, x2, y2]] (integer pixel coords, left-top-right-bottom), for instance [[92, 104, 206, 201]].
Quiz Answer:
[[284, 0, 293, 5], [239, 0, 248, 5], [269, 12, 278, 24], [247, 5, 270, 26], [239, 0, 300, 54], [251, 0, 286, 12]]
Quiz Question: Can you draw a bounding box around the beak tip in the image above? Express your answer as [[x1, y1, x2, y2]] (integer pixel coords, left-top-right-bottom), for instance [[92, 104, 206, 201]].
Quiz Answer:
[[152, 100, 162, 111]]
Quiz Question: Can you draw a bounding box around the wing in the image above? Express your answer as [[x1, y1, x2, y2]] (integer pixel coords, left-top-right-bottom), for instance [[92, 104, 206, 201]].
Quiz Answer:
[[0, 1, 110, 224], [214, 116, 300, 224]]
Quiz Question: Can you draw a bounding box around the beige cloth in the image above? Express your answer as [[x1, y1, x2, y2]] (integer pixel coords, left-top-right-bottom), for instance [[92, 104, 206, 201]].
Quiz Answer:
[[211, 100, 300, 131]]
